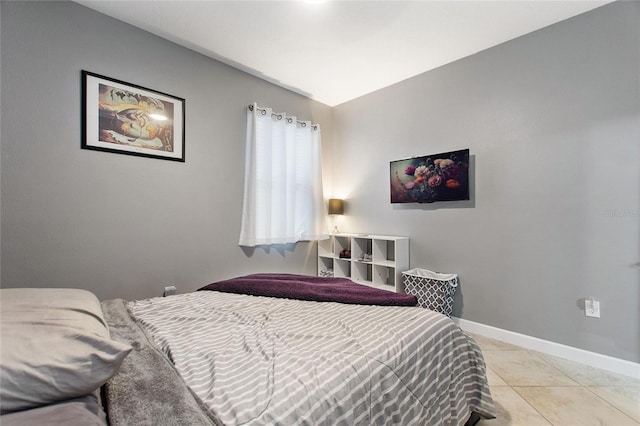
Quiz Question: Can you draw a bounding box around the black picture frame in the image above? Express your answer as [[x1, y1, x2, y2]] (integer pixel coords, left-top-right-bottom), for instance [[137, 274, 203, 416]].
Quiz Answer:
[[82, 70, 185, 162], [390, 149, 470, 203]]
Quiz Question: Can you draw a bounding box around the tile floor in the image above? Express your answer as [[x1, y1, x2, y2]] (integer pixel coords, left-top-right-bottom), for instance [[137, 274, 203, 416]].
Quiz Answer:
[[470, 333, 640, 426]]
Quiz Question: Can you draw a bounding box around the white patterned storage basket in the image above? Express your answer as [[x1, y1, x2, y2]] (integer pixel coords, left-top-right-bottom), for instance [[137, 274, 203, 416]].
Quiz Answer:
[[403, 268, 458, 317]]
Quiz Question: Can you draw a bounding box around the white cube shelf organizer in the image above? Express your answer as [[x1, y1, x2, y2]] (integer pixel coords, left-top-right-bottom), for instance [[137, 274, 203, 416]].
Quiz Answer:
[[317, 233, 409, 293]]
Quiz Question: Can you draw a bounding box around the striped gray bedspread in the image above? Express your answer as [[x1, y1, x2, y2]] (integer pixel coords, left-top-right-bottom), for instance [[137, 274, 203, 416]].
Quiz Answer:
[[128, 291, 495, 426]]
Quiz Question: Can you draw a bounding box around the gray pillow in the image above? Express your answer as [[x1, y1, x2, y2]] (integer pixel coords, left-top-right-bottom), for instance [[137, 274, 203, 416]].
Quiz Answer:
[[0, 288, 132, 414]]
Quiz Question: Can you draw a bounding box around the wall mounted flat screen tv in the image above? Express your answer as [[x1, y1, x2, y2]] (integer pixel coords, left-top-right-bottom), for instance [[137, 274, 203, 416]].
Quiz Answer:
[[390, 149, 469, 204]]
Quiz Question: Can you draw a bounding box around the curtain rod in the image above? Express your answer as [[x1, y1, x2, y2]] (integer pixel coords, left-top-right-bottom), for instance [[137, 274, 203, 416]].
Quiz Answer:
[[248, 104, 318, 131]]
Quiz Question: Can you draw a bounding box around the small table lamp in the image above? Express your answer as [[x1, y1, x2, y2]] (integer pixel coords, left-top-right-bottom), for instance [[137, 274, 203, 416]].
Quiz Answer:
[[328, 198, 344, 233]]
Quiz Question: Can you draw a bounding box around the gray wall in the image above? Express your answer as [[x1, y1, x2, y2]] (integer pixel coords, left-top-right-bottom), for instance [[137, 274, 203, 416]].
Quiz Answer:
[[333, 1, 639, 363], [1, 1, 334, 301]]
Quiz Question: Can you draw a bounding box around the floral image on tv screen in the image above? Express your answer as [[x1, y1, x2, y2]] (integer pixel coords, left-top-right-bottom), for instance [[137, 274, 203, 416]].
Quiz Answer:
[[390, 149, 469, 204]]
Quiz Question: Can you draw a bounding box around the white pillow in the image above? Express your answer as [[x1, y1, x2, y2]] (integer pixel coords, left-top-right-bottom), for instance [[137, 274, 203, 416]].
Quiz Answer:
[[0, 288, 132, 414]]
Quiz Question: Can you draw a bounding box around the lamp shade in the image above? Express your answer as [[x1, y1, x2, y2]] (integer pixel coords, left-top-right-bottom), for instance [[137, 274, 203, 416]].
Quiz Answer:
[[328, 198, 344, 215]]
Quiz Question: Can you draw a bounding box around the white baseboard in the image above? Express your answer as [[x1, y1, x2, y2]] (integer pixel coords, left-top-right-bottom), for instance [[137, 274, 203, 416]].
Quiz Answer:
[[452, 317, 640, 379]]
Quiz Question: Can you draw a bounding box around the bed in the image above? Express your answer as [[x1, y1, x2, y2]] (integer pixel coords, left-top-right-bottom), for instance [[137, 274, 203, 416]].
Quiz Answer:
[[0, 274, 495, 425]]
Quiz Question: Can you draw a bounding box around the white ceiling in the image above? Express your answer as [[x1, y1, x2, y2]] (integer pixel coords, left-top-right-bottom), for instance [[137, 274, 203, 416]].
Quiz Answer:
[[77, 0, 611, 107]]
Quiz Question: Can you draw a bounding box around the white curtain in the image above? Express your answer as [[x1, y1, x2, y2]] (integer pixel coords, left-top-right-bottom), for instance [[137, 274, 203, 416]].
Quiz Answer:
[[239, 103, 328, 247]]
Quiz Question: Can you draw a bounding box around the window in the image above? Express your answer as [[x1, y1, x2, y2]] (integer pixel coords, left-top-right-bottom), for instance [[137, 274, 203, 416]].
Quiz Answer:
[[239, 104, 327, 247]]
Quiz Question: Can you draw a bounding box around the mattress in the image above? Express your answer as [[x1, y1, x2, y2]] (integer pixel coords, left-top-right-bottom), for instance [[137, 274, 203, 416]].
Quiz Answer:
[[126, 288, 495, 425]]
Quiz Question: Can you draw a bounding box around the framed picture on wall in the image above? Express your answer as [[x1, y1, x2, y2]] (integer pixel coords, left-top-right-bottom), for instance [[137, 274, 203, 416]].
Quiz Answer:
[[82, 70, 185, 162]]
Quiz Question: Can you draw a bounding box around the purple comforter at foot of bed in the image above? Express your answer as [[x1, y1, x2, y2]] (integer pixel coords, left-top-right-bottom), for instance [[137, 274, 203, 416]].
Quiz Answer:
[[198, 273, 417, 306]]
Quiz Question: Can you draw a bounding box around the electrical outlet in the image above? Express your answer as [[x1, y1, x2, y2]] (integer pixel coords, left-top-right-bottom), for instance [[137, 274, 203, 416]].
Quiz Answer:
[[163, 286, 176, 297], [585, 298, 600, 318]]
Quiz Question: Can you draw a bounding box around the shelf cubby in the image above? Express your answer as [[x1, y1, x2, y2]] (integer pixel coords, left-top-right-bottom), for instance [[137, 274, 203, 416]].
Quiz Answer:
[[317, 233, 409, 293]]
